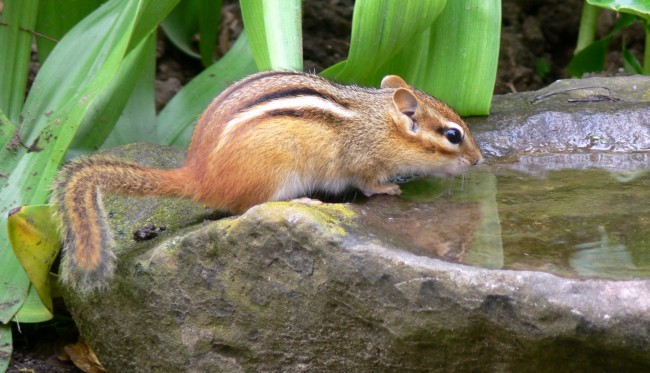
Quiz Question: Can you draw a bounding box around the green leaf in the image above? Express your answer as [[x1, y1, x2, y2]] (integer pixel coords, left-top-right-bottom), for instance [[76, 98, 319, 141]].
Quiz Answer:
[[161, 0, 202, 58], [35, 0, 105, 63], [0, 218, 29, 324], [610, 12, 640, 33], [128, 0, 181, 53], [162, 0, 222, 66], [644, 20, 650, 74], [323, 0, 446, 85], [568, 13, 637, 77], [575, 2, 600, 54], [102, 34, 157, 148], [0, 0, 181, 212], [622, 44, 643, 73], [1, 0, 143, 211], [422, 0, 501, 115], [69, 32, 157, 157], [240, 0, 303, 70], [7, 205, 60, 314], [569, 36, 611, 77], [536, 58, 551, 78], [156, 32, 258, 147], [0, 324, 11, 372], [13, 283, 53, 323], [0, 0, 39, 123], [0, 107, 15, 146], [198, 0, 222, 67], [587, 0, 650, 18], [373, 25, 432, 86]]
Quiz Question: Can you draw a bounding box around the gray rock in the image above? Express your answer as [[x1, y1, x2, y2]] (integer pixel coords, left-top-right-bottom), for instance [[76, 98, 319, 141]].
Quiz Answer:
[[469, 75, 650, 157], [64, 76, 650, 372]]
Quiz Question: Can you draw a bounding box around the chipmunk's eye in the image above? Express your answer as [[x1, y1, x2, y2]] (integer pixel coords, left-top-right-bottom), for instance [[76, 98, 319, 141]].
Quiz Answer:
[[444, 128, 463, 145]]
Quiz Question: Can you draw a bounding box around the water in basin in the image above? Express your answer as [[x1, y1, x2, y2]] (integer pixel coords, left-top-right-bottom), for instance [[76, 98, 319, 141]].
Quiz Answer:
[[356, 153, 650, 280]]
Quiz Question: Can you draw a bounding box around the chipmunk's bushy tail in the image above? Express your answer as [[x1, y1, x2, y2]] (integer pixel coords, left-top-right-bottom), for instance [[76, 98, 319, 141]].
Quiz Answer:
[[51, 156, 191, 293]]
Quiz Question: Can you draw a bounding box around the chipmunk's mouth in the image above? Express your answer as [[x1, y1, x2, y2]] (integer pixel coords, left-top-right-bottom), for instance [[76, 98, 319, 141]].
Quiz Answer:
[[388, 159, 475, 184]]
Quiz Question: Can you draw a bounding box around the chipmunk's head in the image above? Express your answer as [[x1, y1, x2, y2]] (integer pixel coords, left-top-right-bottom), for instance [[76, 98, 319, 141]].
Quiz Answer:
[[381, 75, 483, 178]]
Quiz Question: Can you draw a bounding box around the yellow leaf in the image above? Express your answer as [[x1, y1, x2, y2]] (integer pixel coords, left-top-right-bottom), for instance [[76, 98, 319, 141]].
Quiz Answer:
[[7, 204, 61, 314]]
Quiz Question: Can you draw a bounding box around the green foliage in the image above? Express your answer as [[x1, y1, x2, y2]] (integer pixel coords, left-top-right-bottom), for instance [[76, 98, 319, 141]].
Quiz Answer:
[[422, 0, 501, 115], [35, 0, 105, 63], [571, 1, 650, 76], [0, 324, 10, 372], [588, 0, 650, 19], [536, 58, 551, 78], [161, 0, 222, 67], [241, 0, 303, 71], [321, 0, 501, 115], [322, 0, 447, 85], [0, 0, 38, 123], [157, 33, 257, 146]]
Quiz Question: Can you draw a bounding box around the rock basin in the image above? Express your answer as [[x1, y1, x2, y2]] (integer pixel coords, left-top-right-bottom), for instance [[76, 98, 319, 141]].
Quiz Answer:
[[64, 76, 650, 372]]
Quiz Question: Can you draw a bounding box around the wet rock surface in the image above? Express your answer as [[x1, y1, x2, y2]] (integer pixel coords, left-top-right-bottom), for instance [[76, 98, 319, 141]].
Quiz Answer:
[[64, 76, 650, 372], [469, 75, 650, 157]]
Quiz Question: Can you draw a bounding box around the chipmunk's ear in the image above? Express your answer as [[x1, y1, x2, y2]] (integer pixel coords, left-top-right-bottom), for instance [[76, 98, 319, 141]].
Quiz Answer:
[[393, 88, 418, 117], [392, 88, 420, 134], [381, 75, 410, 89]]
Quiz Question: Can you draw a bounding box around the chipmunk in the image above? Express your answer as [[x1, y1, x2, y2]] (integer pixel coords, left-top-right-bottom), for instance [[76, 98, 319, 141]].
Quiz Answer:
[[51, 71, 483, 293]]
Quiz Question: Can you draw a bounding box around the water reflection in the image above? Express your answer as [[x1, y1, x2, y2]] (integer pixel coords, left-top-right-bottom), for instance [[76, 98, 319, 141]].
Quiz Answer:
[[356, 153, 650, 280], [570, 226, 636, 279], [356, 197, 483, 262]]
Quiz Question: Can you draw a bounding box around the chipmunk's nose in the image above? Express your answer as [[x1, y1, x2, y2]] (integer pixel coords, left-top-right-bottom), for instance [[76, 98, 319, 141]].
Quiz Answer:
[[473, 155, 484, 166]]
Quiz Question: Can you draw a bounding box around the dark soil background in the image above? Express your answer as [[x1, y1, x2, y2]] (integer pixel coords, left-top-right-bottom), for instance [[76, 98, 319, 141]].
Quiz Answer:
[[7, 0, 646, 372]]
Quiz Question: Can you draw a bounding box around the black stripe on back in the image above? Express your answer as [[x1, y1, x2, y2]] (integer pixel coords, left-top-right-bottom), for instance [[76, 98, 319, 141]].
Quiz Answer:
[[210, 71, 304, 107], [266, 108, 347, 126], [243, 86, 349, 111], [219, 71, 305, 104]]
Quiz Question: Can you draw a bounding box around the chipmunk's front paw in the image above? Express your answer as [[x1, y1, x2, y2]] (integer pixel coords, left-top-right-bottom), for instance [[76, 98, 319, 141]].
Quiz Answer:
[[360, 182, 402, 197]]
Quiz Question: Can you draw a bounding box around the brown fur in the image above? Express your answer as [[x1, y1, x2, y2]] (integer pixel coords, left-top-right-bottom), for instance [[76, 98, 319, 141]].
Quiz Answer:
[[51, 71, 483, 293]]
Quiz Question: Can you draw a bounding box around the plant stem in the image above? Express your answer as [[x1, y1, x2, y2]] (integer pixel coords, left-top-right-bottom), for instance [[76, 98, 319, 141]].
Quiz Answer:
[[575, 2, 599, 54], [643, 18, 650, 75]]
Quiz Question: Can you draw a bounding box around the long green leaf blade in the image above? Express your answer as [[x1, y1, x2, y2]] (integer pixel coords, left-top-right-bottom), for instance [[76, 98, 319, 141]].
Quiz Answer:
[[568, 13, 636, 77], [102, 34, 157, 148], [0, 108, 14, 146], [13, 283, 53, 323], [160, 0, 202, 58], [240, 0, 302, 70], [0, 0, 39, 123], [644, 22, 650, 74], [70, 33, 157, 156], [35, 0, 105, 63], [11, 0, 143, 207], [423, 0, 501, 115], [159, 0, 220, 66], [575, 2, 600, 54], [569, 36, 611, 77], [374, 28, 432, 85], [198, 0, 222, 67], [322, 0, 446, 85], [128, 0, 181, 52], [0, 324, 11, 372], [0, 223, 29, 324], [156, 33, 257, 147], [587, 0, 650, 18]]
